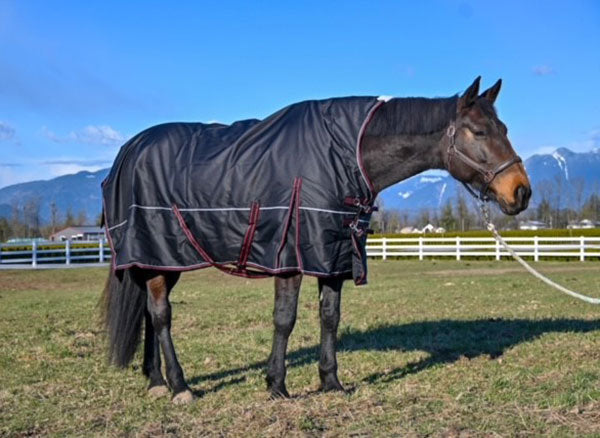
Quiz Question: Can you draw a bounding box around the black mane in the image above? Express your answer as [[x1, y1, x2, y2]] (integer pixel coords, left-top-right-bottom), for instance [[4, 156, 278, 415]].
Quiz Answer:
[[366, 96, 458, 136]]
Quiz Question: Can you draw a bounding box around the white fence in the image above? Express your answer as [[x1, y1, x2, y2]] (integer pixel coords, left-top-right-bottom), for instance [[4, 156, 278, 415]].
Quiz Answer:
[[366, 236, 600, 261], [0, 240, 111, 267], [1, 236, 600, 267]]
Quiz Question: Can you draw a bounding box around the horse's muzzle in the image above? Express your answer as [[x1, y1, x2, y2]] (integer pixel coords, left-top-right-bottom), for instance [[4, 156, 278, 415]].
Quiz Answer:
[[500, 184, 531, 215]]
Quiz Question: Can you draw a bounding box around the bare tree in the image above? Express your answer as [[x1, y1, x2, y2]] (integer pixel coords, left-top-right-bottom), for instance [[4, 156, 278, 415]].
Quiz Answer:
[[64, 207, 76, 227], [23, 197, 42, 237], [50, 201, 60, 234], [76, 210, 88, 226]]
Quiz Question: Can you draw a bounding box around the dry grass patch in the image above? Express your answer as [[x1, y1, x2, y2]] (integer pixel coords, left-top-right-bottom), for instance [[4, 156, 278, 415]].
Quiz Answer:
[[1, 261, 600, 436]]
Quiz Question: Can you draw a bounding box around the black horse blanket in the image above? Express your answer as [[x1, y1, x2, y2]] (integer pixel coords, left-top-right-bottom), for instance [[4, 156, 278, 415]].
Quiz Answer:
[[102, 96, 387, 284]]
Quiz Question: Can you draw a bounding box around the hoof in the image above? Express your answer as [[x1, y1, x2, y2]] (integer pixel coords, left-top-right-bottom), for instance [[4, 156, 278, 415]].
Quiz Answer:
[[269, 387, 290, 399], [320, 377, 345, 393], [148, 385, 170, 399], [172, 389, 195, 405]]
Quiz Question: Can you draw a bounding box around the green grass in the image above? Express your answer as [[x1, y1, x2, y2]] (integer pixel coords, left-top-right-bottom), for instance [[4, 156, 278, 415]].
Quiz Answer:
[[1, 261, 600, 437]]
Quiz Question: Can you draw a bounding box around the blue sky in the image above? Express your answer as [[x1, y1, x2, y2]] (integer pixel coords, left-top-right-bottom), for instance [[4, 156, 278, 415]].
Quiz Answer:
[[0, 1, 599, 188]]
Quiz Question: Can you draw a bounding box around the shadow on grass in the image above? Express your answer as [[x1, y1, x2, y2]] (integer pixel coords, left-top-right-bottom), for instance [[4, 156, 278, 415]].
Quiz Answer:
[[188, 318, 600, 389]]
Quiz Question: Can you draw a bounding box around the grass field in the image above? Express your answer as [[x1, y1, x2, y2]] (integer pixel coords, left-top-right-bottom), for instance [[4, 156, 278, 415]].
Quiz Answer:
[[1, 261, 600, 437]]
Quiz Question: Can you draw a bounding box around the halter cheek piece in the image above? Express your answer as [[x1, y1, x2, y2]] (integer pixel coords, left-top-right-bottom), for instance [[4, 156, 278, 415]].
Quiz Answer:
[[444, 123, 522, 202]]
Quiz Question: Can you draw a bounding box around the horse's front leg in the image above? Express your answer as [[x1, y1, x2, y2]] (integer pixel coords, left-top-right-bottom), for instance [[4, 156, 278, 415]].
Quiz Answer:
[[318, 276, 345, 392], [145, 272, 194, 404], [266, 274, 302, 398]]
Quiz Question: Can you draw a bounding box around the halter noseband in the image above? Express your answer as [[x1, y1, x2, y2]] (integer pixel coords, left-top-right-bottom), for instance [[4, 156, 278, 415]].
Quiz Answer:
[[445, 122, 522, 202]]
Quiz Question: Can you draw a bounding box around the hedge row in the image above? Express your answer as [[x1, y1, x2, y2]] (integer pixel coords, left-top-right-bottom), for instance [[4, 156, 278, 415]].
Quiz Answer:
[[371, 228, 600, 239], [0, 242, 105, 252]]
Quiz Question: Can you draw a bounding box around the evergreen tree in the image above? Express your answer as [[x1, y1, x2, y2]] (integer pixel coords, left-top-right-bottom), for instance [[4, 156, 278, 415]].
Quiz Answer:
[[440, 201, 456, 231]]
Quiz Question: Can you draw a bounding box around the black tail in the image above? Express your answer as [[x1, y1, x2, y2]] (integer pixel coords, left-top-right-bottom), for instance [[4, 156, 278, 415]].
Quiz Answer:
[[101, 268, 147, 367]]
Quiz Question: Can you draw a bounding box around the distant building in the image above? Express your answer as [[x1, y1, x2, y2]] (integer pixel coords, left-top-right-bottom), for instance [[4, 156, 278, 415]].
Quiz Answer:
[[421, 223, 446, 234], [518, 220, 548, 230], [567, 219, 600, 229], [49, 226, 106, 242], [400, 224, 446, 234]]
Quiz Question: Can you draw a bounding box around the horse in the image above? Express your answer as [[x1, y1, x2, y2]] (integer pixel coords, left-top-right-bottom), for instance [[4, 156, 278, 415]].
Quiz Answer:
[[101, 77, 531, 404]]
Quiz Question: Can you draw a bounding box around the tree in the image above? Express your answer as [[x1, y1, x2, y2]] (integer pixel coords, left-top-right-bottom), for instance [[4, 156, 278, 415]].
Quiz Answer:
[[50, 201, 60, 234], [440, 201, 456, 231], [64, 207, 76, 227], [455, 190, 472, 231], [23, 197, 41, 237], [0, 217, 10, 242], [76, 210, 88, 226], [418, 209, 431, 228], [10, 200, 25, 238], [582, 194, 600, 222], [537, 198, 552, 226], [572, 178, 585, 221]]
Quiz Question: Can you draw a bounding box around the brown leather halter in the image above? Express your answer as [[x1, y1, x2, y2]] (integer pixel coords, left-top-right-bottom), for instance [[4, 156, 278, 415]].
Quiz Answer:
[[444, 122, 522, 202]]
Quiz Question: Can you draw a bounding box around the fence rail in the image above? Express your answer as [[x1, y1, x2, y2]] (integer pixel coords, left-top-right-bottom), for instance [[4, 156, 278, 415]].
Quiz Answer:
[[1, 236, 600, 267], [366, 236, 600, 261], [0, 240, 111, 267]]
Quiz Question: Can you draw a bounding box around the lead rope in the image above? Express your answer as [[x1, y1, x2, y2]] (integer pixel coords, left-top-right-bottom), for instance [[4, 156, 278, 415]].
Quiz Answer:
[[478, 202, 600, 305]]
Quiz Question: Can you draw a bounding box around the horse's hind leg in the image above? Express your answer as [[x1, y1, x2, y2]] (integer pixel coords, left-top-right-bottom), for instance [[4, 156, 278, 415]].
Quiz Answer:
[[143, 309, 168, 398], [145, 271, 194, 404], [318, 276, 345, 392], [266, 274, 302, 398]]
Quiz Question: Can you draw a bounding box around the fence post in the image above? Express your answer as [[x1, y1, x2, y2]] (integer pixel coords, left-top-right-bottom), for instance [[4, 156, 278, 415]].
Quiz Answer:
[[418, 236, 423, 261], [32, 241, 37, 267], [495, 238, 500, 261], [382, 238, 387, 261], [534, 236, 539, 262], [99, 240, 104, 263], [456, 236, 461, 261], [580, 236, 585, 262], [65, 240, 71, 265]]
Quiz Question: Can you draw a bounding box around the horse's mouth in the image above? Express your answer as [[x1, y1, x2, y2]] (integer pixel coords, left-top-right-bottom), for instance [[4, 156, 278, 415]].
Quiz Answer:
[[486, 190, 530, 216], [496, 195, 530, 216]]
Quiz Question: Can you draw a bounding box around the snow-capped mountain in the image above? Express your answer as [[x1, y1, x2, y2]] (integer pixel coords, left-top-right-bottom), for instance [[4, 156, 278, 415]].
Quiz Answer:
[[0, 148, 599, 223], [378, 148, 600, 212]]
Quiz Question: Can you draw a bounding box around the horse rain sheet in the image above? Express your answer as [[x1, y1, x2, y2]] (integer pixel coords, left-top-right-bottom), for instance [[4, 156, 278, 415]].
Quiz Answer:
[[102, 97, 388, 285]]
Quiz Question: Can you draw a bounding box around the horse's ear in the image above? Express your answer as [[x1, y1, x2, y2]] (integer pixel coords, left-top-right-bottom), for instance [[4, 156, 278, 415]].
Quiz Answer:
[[458, 76, 481, 111], [481, 79, 502, 104]]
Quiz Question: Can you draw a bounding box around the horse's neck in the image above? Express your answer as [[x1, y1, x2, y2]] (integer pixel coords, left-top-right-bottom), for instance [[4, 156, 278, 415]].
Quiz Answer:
[[361, 131, 446, 194]]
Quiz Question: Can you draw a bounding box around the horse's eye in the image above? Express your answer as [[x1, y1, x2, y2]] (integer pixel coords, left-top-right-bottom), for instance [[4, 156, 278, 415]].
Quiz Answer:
[[475, 130, 486, 137]]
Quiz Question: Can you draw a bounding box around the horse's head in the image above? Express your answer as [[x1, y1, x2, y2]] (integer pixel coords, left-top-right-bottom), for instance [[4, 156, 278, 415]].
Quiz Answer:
[[444, 77, 531, 215]]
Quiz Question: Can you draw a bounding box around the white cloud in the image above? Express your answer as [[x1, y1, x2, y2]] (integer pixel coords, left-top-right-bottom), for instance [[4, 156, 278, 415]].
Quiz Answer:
[[590, 129, 600, 147], [532, 65, 555, 76], [46, 163, 105, 177], [43, 124, 126, 146], [532, 130, 600, 156], [0, 121, 16, 141], [39, 158, 111, 177], [531, 145, 559, 156]]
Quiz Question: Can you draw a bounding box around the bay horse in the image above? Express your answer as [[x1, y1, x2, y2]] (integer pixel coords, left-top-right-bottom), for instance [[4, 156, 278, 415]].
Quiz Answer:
[[101, 77, 531, 404]]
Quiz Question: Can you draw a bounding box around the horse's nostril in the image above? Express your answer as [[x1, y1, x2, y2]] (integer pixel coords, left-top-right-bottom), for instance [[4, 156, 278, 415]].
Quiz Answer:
[[514, 185, 531, 205]]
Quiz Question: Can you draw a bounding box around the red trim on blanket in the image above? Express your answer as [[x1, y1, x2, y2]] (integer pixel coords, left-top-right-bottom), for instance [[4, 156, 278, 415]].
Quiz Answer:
[[275, 177, 300, 269], [238, 201, 260, 268], [356, 100, 385, 201], [172, 204, 215, 263], [173, 203, 272, 279]]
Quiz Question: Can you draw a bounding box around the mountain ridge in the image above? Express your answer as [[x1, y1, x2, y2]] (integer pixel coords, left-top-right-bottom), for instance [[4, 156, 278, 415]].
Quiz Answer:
[[1, 148, 599, 223]]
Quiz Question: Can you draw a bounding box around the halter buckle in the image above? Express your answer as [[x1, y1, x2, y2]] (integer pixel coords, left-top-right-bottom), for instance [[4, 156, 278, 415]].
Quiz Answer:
[[446, 124, 456, 138]]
